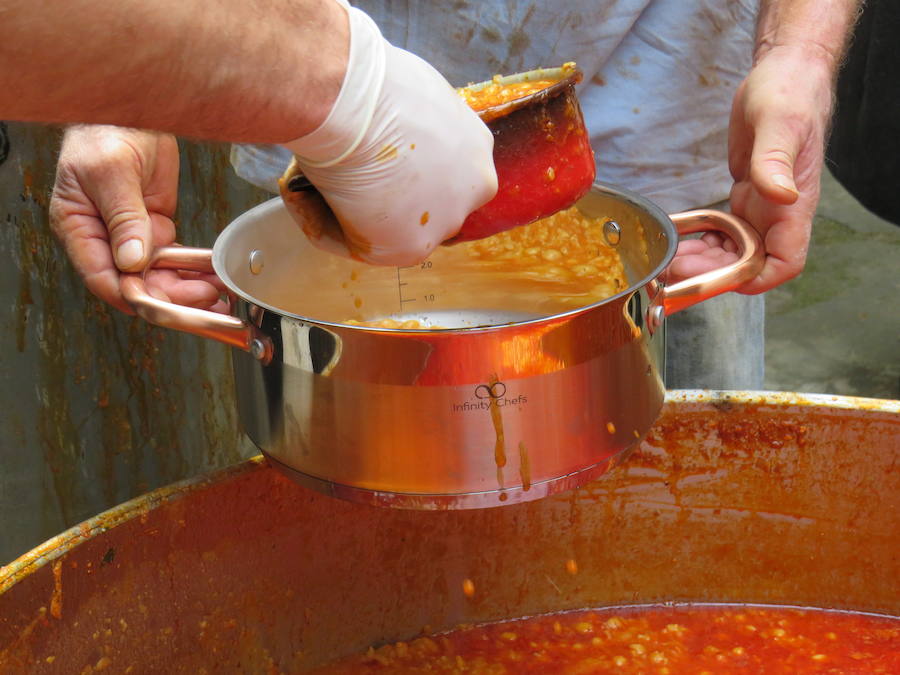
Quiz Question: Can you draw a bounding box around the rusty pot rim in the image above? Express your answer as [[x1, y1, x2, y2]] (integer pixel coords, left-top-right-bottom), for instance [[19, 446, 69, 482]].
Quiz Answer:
[[2, 390, 897, 595]]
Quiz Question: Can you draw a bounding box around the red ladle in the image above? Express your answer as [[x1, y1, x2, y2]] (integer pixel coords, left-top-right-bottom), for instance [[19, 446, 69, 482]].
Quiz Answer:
[[281, 64, 596, 250]]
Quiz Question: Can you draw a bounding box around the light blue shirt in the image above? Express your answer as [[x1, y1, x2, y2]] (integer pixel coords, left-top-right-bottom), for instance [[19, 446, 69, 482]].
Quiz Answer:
[[233, 0, 759, 212]]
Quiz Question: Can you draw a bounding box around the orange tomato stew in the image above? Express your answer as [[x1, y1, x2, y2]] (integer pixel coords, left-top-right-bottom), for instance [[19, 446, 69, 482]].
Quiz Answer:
[[341, 206, 627, 329], [312, 604, 900, 674], [459, 77, 559, 112], [344, 318, 440, 329]]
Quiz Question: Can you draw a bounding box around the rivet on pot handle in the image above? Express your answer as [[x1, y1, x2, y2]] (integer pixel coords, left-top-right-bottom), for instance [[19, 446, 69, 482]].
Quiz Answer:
[[648, 209, 765, 331], [120, 246, 271, 361]]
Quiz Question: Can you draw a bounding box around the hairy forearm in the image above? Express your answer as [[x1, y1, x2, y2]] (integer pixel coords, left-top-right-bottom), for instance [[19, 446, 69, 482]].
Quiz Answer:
[[0, 0, 348, 143], [755, 0, 863, 70]]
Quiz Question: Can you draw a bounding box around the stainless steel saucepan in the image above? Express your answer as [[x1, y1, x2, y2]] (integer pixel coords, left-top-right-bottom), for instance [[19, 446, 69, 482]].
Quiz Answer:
[[121, 183, 763, 509]]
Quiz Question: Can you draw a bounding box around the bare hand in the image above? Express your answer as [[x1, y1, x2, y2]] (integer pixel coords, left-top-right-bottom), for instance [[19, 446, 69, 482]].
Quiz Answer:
[[669, 45, 835, 293], [50, 125, 224, 314]]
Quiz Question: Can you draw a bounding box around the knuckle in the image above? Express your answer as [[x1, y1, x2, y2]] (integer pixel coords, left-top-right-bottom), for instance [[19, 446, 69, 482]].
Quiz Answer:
[[757, 148, 794, 166], [47, 192, 86, 237], [88, 144, 136, 176], [48, 196, 65, 224], [104, 208, 147, 237], [48, 203, 70, 237], [51, 157, 84, 197]]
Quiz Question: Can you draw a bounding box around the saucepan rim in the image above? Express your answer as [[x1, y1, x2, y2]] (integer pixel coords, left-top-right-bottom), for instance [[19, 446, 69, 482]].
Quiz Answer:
[[211, 181, 677, 333]]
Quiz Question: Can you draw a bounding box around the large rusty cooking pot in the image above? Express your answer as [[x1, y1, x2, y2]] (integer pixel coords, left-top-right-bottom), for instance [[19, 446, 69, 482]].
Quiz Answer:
[[1, 392, 897, 672]]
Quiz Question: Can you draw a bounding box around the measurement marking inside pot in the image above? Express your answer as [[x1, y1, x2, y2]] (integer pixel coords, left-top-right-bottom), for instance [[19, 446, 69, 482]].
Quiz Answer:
[[397, 267, 417, 308]]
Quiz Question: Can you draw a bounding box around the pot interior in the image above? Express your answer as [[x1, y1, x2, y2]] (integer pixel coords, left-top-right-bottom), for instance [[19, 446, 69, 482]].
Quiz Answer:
[[213, 184, 674, 329]]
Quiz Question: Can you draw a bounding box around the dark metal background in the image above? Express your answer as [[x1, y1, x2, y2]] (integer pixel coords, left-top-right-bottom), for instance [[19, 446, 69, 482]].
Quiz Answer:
[[0, 123, 267, 563]]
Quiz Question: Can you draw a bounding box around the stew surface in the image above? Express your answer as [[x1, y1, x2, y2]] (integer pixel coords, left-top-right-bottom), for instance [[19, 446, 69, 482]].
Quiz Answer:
[[342, 205, 627, 329], [312, 604, 900, 674]]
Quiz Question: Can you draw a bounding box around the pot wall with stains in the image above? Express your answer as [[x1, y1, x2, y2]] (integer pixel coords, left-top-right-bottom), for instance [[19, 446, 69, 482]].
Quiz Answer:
[[0, 122, 266, 563]]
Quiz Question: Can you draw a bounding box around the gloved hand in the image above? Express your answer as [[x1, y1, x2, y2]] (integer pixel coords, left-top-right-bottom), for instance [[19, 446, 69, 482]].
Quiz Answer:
[[282, 2, 498, 266]]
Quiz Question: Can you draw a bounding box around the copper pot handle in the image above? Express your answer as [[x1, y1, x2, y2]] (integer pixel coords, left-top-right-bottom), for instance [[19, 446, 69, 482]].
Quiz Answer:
[[120, 246, 261, 355], [657, 209, 765, 317]]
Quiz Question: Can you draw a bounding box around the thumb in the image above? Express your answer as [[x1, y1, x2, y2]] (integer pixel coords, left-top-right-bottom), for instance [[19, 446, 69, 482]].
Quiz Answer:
[[749, 115, 802, 205], [86, 170, 153, 272], [93, 171, 154, 272]]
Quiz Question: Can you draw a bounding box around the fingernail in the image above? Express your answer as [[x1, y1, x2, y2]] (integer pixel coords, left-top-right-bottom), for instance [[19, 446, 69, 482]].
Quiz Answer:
[[116, 239, 144, 269], [772, 174, 798, 195]]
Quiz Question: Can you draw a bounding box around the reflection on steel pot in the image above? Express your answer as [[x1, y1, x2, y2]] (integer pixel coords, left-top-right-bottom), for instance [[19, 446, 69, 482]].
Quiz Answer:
[[0, 393, 897, 672], [119, 184, 763, 509]]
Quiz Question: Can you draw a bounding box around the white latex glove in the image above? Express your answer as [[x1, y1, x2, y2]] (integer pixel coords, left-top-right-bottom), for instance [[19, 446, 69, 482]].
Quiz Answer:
[[282, 2, 497, 266]]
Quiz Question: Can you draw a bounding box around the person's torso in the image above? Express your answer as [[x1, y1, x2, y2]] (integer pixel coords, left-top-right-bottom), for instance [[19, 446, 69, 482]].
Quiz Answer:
[[357, 0, 759, 210]]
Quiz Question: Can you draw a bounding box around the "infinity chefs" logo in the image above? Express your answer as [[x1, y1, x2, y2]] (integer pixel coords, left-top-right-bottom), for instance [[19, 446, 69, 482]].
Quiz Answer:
[[452, 380, 527, 413]]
